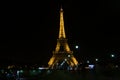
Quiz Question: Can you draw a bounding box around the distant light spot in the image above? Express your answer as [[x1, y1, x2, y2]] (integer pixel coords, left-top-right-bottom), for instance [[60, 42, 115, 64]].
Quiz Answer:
[[75, 45, 79, 49]]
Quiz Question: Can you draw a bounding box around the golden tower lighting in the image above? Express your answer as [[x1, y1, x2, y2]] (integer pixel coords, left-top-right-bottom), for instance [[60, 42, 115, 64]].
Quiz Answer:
[[48, 7, 78, 69]]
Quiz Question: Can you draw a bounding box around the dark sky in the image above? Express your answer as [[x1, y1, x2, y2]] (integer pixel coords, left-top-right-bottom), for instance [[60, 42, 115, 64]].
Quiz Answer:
[[1, 0, 120, 65]]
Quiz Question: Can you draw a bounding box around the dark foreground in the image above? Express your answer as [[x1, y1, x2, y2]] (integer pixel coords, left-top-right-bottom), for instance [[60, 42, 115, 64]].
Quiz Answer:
[[0, 68, 120, 80]]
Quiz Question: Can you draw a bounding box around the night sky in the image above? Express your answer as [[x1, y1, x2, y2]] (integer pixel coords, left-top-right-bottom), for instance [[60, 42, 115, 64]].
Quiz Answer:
[[1, 0, 120, 65]]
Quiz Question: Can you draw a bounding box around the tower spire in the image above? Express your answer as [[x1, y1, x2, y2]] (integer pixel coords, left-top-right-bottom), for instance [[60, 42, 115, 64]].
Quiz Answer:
[[59, 7, 66, 38]]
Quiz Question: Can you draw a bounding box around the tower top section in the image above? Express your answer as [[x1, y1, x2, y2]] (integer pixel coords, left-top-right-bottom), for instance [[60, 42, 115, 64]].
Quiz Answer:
[[60, 6, 63, 11], [59, 7, 66, 38]]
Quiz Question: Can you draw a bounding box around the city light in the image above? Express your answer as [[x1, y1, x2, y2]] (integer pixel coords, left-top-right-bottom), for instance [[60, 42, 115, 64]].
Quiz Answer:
[[95, 58, 98, 61], [64, 59, 67, 61], [88, 64, 95, 69], [111, 54, 115, 58], [75, 45, 79, 49], [68, 55, 70, 57], [87, 60, 90, 63]]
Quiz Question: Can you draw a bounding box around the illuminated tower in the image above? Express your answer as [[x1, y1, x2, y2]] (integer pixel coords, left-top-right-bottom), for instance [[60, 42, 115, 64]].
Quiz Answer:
[[48, 7, 78, 69]]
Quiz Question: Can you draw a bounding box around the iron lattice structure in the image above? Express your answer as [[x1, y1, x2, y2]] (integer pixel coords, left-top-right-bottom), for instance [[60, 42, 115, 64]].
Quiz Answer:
[[48, 7, 78, 69]]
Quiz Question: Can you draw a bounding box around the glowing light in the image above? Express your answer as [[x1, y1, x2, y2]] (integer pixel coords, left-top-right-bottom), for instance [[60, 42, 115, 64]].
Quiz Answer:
[[60, 61, 66, 66], [17, 71, 19, 74], [88, 64, 95, 69], [87, 60, 90, 63], [95, 58, 98, 61], [115, 65, 118, 68], [75, 45, 79, 49], [68, 55, 70, 57], [17, 70, 23, 74], [111, 54, 115, 57], [64, 58, 67, 61], [19, 70, 23, 73], [38, 67, 44, 69], [7, 65, 15, 69]]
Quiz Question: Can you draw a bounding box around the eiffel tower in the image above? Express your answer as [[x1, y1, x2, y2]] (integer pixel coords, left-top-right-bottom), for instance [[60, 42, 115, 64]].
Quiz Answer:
[[48, 7, 78, 69]]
